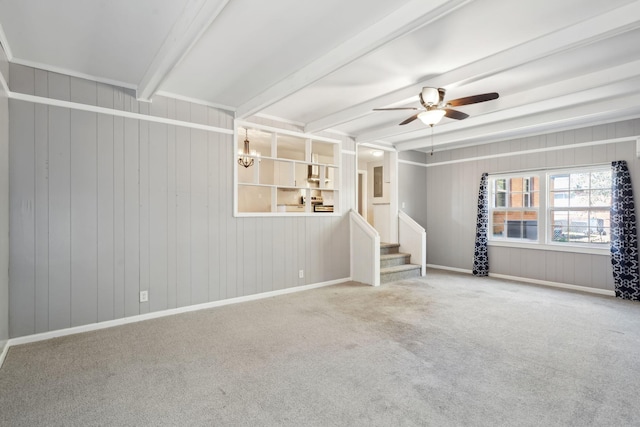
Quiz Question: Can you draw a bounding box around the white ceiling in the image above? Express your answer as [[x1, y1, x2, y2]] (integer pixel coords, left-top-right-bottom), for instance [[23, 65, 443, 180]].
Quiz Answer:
[[1, 0, 639, 153]]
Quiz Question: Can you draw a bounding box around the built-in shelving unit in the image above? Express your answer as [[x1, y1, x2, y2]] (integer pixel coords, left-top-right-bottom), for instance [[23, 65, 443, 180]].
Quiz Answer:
[[234, 121, 341, 216]]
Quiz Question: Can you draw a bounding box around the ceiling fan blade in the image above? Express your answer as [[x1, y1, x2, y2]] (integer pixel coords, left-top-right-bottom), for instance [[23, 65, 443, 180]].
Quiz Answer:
[[399, 114, 419, 125], [447, 92, 499, 107], [438, 88, 446, 104], [373, 107, 421, 111], [444, 109, 469, 120]]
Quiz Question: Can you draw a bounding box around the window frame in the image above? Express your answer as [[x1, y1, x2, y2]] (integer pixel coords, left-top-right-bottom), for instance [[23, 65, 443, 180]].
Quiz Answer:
[[488, 165, 611, 255], [489, 172, 541, 244]]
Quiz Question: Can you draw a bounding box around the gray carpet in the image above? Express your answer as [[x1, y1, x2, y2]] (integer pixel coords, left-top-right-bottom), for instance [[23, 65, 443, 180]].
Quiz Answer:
[[1, 269, 640, 426]]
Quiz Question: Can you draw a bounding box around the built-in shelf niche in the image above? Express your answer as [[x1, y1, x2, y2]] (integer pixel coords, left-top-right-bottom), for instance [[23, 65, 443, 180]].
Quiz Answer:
[[234, 121, 341, 216]]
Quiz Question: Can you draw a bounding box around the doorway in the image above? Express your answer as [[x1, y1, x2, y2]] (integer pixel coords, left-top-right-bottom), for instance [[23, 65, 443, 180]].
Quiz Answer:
[[355, 145, 398, 243]]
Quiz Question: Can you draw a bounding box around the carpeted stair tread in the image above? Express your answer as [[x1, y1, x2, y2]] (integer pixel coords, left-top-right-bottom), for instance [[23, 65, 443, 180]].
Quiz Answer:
[[380, 252, 411, 268], [380, 253, 411, 260], [380, 242, 401, 255], [380, 242, 400, 248], [380, 263, 421, 274]]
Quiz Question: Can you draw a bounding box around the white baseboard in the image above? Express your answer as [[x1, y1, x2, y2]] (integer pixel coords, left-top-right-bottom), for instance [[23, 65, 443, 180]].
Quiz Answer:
[[1, 277, 351, 367], [427, 264, 472, 274], [426, 264, 615, 297], [488, 273, 615, 296]]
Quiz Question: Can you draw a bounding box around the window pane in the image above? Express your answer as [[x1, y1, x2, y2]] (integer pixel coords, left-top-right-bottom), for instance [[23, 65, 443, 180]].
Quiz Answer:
[[523, 210, 537, 240], [552, 211, 569, 241], [591, 189, 611, 206], [567, 211, 589, 242], [495, 192, 506, 208], [590, 228, 610, 244], [504, 211, 527, 239], [510, 177, 524, 192], [550, 174, 569, 191], [506, 220, 523, 238], [588, 210, 610, 243], [570, 190, 589, 207], [569, 173, 590, 190], [492, 211, 506, 237], [551, 191, 570, 207], [511, 192, 523, 207], [506, 210, 523, 221], [495, 179, 506, 191], [590, 171, 611, 189]]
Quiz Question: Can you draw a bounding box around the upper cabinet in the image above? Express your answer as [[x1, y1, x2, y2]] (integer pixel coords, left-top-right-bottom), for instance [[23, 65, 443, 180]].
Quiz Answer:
[[235, 121, 341, 216]]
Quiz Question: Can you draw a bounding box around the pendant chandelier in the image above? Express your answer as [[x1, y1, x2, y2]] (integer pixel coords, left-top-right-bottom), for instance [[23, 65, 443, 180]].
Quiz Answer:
[[238, 128, 254, 168]]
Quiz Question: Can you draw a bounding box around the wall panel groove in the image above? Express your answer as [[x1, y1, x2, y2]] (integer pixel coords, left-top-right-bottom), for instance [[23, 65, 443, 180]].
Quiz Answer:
[[426, 119, 640, 292], [8, 69, 353, 338]]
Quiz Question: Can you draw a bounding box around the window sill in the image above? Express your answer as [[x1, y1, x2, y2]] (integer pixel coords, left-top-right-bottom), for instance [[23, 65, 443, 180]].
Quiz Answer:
[[488, 240, 609, 255]]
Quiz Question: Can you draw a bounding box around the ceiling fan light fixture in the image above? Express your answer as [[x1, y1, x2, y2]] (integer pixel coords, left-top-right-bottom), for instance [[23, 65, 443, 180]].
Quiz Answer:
[[421, 87, 440, 106], [418, 109, 446, 126]]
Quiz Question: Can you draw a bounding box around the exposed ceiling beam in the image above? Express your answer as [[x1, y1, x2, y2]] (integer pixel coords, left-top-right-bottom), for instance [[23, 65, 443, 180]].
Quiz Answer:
[[234, 0, 472, 119], [419, 96, 640, 153], [0, 22, 13, 60], [358, 59, 640, 145], [137, 0, 229, 102], [394, 83, 640, 152], [307, 0, 640, 134]]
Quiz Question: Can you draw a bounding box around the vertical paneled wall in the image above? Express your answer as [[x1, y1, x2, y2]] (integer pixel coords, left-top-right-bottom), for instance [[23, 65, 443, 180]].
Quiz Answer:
[[425, 120, 640, 291], [8, 64, 354, 338], [398, 151, 428, 229], [0, 45, 10, 350]]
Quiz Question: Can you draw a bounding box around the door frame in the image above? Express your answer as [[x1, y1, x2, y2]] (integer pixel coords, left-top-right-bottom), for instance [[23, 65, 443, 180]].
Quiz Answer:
[[357, 169, 368, 221]]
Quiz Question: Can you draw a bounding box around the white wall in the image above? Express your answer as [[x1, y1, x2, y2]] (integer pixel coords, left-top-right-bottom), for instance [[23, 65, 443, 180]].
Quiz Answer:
[[7, 64, 355, 338], [0, 45, 10, 353], [425, 120, 640, 292]]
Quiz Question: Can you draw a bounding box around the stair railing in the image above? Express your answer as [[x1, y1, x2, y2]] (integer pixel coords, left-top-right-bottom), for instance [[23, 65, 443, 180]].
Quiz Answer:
[[398, 211, 426, 276], [349, 209, 380, 286]]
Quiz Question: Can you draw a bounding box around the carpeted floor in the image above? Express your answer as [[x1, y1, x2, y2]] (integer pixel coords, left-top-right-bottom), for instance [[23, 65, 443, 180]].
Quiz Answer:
[[1, 269, 640, 426]]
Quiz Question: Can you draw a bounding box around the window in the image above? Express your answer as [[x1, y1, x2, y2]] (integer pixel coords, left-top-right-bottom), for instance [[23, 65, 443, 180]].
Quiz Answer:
[[489, 166, 611, 250], [548, 169, 611, 244], [490, 175, 540, 241]]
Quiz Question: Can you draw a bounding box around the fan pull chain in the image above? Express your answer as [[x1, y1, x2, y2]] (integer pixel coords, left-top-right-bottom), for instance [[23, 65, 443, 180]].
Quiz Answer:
[[430, 125, 434, 156]]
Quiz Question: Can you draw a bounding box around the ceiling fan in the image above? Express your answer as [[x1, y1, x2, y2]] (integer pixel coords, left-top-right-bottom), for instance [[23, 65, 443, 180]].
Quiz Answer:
[[374, 87, 499, 126]]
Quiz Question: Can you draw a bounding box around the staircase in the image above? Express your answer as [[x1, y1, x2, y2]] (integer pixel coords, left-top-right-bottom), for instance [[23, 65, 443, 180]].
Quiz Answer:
[[380, 242, 422, 284]]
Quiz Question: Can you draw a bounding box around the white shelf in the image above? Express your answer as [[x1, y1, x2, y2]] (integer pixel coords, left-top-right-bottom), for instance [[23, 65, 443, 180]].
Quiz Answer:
[[235, 121, 341, 217]]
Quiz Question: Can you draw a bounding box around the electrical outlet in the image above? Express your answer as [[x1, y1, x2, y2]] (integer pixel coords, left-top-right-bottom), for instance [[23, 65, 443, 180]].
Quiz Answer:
[[139, 290, 148, 302], [299, 270, 304, 279]]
